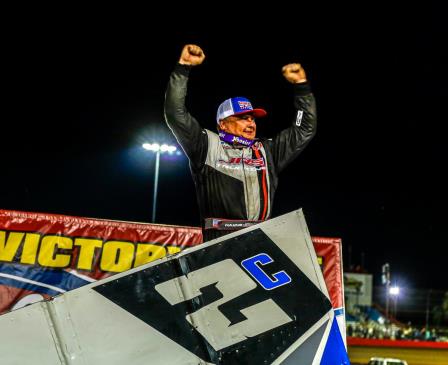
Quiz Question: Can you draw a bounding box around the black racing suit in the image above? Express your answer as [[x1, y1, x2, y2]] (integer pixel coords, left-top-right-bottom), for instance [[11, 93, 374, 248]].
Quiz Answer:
[[164, 64, 317, 241]]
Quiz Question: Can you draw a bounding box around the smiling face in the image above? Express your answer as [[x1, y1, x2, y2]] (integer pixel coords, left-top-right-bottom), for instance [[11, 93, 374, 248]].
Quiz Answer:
[[218, 114, 257, 140]]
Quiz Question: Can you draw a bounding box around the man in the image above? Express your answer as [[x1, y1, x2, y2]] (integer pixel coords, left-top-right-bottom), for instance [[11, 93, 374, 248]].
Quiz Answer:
[[164, 44, 317, 241]]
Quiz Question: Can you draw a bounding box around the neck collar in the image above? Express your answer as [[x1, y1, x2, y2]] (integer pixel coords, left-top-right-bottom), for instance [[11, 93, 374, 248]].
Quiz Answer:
[[218, 131, 255, 147]]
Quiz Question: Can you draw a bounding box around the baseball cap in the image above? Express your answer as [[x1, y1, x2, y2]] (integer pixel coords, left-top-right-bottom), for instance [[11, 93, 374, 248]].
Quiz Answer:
[[216, 97, 267, 123]]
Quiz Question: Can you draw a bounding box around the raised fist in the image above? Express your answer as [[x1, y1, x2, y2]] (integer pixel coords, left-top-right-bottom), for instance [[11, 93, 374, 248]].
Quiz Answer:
[[282, 63, 307, 84], [179, 44, 206, 66]]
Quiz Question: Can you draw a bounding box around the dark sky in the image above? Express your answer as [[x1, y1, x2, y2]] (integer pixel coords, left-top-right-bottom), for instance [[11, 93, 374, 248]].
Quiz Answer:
[[2, 5, 446, 290]]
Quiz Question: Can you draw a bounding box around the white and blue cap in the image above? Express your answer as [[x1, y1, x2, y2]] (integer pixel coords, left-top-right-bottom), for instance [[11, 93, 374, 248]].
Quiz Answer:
[[216, 96, 267, 123]]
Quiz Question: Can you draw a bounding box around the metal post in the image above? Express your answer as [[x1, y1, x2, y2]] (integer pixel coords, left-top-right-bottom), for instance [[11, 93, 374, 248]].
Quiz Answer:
[[382, 263, 390, 321], [425, 289, 431, 329], [386, 281, 390, 320], [393, 295, 397, 319], [152, 150, 160, 223]]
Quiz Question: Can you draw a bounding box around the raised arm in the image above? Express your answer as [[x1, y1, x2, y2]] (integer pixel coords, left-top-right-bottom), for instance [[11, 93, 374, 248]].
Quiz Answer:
[[164, 45, 208, 169], [266, 63, 317, 173]]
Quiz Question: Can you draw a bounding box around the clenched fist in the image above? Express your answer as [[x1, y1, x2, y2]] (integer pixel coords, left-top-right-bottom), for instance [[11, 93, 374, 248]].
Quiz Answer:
[[282, 63, 307, 84], [179, 44, 206, 66]]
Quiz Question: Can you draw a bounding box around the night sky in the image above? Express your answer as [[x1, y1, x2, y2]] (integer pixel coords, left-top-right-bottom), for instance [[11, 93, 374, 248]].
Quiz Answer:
[[2, 5, 446, 290]]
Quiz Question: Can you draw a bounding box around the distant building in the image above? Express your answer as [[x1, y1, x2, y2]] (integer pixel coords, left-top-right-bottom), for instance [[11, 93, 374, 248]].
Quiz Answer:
[[344, 272, 373, 312]]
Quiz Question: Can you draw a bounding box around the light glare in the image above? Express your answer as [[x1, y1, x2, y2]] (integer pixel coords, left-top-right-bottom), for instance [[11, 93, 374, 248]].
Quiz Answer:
[[389, 286, 400, 296], [143, 142, 177, 154]]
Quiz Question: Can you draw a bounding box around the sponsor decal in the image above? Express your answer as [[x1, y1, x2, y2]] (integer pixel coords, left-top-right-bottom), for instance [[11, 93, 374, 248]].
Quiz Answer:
[[216, 156, 266, 171], [296, 110, 304, 126]]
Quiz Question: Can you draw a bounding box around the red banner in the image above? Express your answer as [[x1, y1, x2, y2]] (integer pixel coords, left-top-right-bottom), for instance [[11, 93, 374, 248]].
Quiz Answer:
[[313, 236, 345, 310], [1, 209, 343, 316]]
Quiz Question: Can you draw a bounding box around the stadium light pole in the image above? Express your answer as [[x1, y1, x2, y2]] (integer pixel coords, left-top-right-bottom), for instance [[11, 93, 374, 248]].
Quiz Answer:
[[382, 263, 391, 320], [142, 143, 177, 223], [389, 286, 400, 318], [425, 289, 432, 330]]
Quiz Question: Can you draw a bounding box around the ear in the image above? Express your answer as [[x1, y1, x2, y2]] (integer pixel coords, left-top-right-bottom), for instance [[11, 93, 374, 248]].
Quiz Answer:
[[218, 120, 227, 131]]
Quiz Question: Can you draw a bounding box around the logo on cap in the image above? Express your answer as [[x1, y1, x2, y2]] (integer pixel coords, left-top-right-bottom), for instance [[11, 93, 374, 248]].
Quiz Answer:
[[216, 97, 267, 123], [237, 100, 252, 110]]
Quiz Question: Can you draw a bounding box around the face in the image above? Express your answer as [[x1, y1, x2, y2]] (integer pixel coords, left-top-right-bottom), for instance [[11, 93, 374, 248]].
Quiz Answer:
[[219, 114, 257, 140]]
